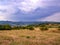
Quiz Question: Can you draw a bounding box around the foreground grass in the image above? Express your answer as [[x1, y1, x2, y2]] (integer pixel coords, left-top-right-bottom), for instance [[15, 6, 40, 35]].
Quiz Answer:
[[0, 29, 60, 45]]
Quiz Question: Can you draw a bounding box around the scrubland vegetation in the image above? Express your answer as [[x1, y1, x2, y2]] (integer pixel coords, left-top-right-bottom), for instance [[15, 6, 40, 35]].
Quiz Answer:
[[0, 23, 60, 31], [0, 23, 60, 45]]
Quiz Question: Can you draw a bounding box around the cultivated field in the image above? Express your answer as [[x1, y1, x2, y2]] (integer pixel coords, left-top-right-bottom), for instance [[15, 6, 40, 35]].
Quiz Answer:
[[0, 28, 60, 45]]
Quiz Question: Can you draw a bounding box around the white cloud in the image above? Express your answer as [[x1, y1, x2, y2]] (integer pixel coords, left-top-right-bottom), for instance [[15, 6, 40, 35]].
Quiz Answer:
[[0, 5, 17, 21], [0, 0, 60, 12], [17, 0, 60, 12], [0, 16, 7, 21], [0, 0, 60, 21], [17, 0, 40, 12], [41, 12, 60, 22]]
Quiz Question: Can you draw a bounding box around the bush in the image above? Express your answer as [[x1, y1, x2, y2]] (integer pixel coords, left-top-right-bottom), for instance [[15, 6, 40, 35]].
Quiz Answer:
[[27, 26, 34, 30], [4, 24, 11, 30], [0, 24, 11, 30], [0, 25, 4, 30], [26, 36, 30, 39], [39, 24, 46, 27], [21, 26, 27, 29], [40, 27, 48, 31], [58, 26, 60, 30], [48, 26, 53, 28], [58, 28, 60, 30]]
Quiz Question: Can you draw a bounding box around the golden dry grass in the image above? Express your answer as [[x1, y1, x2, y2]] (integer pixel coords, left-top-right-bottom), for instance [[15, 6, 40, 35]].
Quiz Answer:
[[0, 29, 60, 45]]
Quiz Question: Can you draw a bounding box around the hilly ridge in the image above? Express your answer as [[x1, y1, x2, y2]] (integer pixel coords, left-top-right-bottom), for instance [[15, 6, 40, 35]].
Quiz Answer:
[[0, 21, 60, 26]]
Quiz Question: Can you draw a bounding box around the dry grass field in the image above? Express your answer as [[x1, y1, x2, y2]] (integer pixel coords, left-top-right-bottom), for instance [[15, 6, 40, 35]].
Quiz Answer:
[[0, 28, 60, 45]]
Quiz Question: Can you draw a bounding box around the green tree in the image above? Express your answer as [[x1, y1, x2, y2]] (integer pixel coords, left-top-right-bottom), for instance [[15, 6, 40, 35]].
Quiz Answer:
[[4, 24, 11, 30]]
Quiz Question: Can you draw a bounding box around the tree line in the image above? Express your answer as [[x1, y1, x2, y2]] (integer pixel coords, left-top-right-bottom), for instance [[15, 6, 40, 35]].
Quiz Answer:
[[0, 24, 34, 30], [0, 24, 60, 31]]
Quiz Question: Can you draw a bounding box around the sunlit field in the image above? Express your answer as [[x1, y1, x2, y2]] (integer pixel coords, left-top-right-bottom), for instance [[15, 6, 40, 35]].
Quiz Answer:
[[0, 27, 60, 45]]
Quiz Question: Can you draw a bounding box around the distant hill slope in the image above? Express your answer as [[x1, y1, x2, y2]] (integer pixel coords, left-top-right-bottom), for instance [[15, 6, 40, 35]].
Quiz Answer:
[[0, 21, 60, 26], [0, 21, 41, 25]]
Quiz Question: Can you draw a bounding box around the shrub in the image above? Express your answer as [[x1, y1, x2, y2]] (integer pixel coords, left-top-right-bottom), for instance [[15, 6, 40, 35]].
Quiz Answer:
[[28, 26, 34, 30], [48, 26, 53, 28], [58, 28, 60, 30], [40, 27, 48, 31], [58, 26, 60, 30], [4, 24, 11, 30], [0, 24, 11, 30], [0, 25, 5, 30], [40, 24, 46, 27], [21, 26, 27, 29], [26, 36, 30, 39]]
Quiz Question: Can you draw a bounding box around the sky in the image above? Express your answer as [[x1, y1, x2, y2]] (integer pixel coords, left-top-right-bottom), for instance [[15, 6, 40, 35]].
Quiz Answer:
[[0, 0, 60, 22]]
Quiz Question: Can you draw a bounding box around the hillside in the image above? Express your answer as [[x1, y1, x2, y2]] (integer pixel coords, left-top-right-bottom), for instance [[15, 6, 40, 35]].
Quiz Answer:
[[0, 21, 60, 26]]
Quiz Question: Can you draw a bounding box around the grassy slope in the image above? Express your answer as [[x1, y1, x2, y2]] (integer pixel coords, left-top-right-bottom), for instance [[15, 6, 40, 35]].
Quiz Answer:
[[0, 29, 60, 45]]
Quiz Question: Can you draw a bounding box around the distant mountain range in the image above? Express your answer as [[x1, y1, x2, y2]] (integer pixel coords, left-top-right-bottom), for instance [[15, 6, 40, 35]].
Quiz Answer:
[[0, 21, 42, 25], [0, 21, 60, 26]]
